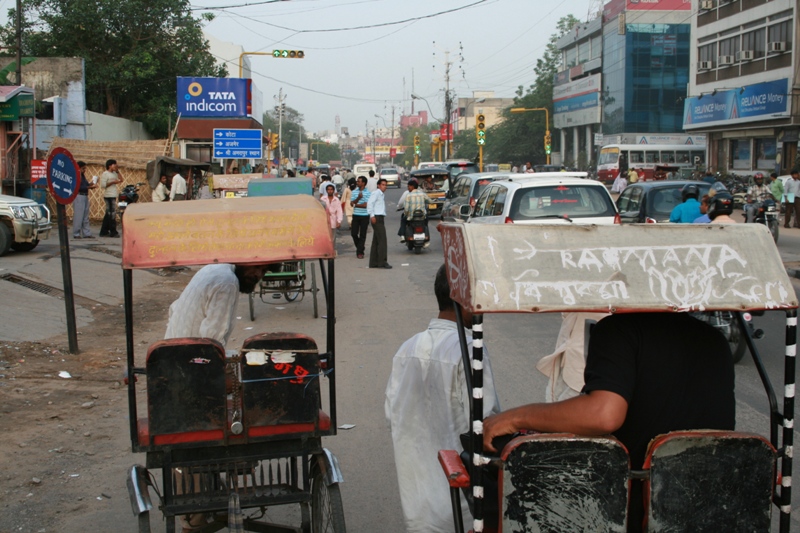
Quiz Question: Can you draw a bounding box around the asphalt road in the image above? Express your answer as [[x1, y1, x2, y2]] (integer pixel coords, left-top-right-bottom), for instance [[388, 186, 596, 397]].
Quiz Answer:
[[1, 188, 800, 531]]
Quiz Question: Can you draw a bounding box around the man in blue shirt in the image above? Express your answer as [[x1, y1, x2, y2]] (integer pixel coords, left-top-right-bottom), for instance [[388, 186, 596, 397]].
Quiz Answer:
[[669, 183, 702, 223], [350, 176, 371, 258], [368, 178, 391, 269]]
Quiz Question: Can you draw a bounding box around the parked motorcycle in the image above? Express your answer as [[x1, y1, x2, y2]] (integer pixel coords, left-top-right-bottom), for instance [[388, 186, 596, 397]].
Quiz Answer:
[[748, 195, 780, 243], [118, 183, 144, 227], [695, 311, 763, 364], [405, 209, 428, 254]]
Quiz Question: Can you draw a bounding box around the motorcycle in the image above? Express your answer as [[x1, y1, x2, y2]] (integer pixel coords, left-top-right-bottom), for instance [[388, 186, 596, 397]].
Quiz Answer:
[[748, 195, 780, 243], [405, 209, 428, 254], [695, 311, 763, 364], [118, 183, 144, 227]]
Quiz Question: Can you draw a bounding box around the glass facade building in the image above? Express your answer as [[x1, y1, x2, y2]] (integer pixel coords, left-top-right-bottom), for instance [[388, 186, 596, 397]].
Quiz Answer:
[[602, 23, 690, 135]]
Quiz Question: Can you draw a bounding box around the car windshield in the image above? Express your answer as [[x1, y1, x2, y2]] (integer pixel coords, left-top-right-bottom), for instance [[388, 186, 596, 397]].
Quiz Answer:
[[509, 185, 616, 221], [380, 169, 397, 174]]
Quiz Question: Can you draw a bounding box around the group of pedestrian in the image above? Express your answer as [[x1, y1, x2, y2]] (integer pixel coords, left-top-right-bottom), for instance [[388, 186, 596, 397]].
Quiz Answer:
[[72, 159, 195, 240]]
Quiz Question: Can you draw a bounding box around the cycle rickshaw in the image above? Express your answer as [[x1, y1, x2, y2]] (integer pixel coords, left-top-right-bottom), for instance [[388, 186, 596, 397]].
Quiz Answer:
[[121, 195, 344, 532], [246, 177, 323, 320], [436, 222, 796, 532]]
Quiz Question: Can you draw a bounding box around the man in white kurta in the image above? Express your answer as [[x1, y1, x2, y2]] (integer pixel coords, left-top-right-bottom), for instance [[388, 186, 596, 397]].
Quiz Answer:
[[385, 265, 500, 533], [165, 263, 266, 345]]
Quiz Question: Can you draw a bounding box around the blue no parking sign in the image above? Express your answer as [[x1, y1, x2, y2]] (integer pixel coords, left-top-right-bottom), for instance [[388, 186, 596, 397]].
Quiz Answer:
[[46, 147, 80, 205]]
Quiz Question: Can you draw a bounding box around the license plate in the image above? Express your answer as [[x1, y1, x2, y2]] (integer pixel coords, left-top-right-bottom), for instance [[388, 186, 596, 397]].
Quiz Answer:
[[118, 201, 128, 207], [428, 204, 436, 209], [413, 233, 426, 241]]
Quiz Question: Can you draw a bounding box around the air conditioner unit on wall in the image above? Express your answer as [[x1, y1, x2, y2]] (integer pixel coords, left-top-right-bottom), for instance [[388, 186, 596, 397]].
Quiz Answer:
[[700, 0, 714, 9], [698, 61, 714, 70], [718, 55, 735, 65], [768, 41, 786, 52], [737, 50, 754, 61]]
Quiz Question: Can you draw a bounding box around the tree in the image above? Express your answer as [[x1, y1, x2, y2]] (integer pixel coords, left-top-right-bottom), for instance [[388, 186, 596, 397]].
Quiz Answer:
[[2, 0, 225, 137], [483, 15, 580, 166]]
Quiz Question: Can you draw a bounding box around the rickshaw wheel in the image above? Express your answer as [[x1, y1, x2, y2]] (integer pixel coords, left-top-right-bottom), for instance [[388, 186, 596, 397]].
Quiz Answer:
[[311, 263, 318, 319], [730, 320, 747, 364], [310, 467, 346, 533], [282, 281, 302, 302], [249, 292, 256, 321]]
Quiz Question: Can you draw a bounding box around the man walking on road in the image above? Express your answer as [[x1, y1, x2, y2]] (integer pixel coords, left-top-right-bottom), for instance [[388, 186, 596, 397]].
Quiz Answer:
[[368, 178, 391, 269], [99, 159, 120, 238], [170, 171, 188, 201], [784, 169, 800, 228], [350, 176, 370, 258], [386, 264, 500, 532], [72, 161, 96, 239]]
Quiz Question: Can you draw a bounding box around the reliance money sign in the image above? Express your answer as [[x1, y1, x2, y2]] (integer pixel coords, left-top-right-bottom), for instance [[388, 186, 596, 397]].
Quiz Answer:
[[683, 78, 789, 129], [553, 73, 601, 128], [177, 77, 251, 118]]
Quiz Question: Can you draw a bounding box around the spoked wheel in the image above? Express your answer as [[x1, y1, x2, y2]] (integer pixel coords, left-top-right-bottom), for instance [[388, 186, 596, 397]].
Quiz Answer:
[[729, 318, 747, 364], [281, 262, 303, 302], [311, 262, 318, 319], [311, 467, 346, 533]]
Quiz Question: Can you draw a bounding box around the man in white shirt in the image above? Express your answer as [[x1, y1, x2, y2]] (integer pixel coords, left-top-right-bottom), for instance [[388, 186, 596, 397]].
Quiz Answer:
[[366, 169, 378, 192], [386, 264, 500, 533], [152, 174, 168, 202], [165, 263, 269, 346], [169, 171, 187, 201], [367, 178, 390, 269]]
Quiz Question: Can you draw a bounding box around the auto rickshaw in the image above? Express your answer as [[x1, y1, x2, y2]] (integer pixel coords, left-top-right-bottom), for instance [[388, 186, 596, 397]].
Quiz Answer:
[[121, 195, 344, 532], [436, 222, 796, 532], [409, 167, 450, 218]]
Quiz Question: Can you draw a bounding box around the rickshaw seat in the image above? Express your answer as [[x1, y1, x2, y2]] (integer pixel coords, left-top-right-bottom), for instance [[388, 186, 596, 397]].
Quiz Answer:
[[644, 430, 775, 532], [144, 338, 227, 445], [240, 333, 323, 433], [499, 434, 629, 532]]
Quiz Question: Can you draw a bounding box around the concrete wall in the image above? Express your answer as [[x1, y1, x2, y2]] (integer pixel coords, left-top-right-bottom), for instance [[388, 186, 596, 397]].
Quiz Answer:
[[85, 111, 152, 141]]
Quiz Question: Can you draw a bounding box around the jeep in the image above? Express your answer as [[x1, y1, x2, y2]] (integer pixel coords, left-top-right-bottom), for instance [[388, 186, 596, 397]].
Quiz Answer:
[[0, 194, 52, 256]]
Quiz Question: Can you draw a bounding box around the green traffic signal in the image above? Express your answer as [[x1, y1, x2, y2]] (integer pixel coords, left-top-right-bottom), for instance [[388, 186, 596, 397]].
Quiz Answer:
[[478, 139, 486, 145]]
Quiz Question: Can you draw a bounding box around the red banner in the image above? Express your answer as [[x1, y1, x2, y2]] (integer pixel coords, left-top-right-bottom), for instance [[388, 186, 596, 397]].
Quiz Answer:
[[389, 148, 397, 158], [31, 159, 47, 185]]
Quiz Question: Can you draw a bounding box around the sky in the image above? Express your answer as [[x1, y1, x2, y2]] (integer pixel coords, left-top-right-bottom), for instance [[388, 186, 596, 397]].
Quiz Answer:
[[191, 0, 595, 135]]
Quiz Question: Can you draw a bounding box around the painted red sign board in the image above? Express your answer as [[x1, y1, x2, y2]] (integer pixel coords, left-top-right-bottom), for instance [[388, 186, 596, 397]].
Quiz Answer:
[[30, 159, 47, 185], [46, 147, 80, 205], [389, 148, 397, 158]]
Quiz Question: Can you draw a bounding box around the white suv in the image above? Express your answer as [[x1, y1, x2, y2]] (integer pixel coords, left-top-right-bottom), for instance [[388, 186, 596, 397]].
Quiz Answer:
[[466, 175, 619, 225], [0, 194, 52, 255]]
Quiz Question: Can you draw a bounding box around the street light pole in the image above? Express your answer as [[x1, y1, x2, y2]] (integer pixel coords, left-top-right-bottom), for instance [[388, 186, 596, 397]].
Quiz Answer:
[[510, 107, 552, 165]]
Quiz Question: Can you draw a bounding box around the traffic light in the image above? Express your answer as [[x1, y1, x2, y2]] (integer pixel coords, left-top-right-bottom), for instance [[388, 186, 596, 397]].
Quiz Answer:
[[476, 114, 486, 145], [271, 133, 279, 150], [544, 131, 552, 155], [414, 134, 421, 155], [272, 50, 305, 59]]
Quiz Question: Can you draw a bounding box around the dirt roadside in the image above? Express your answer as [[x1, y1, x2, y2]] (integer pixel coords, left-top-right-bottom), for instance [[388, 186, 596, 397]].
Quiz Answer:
[[0, 270, 189, 533]]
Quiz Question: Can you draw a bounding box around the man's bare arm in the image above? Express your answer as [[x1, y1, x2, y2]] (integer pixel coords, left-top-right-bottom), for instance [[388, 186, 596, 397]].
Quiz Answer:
[[482, 390, 628, 452]]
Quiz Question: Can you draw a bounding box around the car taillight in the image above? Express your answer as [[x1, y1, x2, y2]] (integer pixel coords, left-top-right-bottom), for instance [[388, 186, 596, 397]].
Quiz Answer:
[[613, 213, 621, 224], [504, 217, 514, 224], [645, 217, 657, 224]]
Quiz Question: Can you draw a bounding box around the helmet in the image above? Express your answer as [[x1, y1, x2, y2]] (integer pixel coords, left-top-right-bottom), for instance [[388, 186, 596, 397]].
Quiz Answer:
[[681, 183, 700, 202], [753, 172, 764, 182], [707, 192, 734, 220]]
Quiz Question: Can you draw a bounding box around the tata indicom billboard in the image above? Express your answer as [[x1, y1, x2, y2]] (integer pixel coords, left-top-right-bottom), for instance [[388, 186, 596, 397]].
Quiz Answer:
[[553, 74, 602, 128], [177, 77, 253, 118]]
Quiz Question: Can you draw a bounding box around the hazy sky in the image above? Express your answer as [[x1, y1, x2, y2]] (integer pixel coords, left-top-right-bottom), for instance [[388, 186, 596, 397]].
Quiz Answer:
[[193, 0, 594, 134]]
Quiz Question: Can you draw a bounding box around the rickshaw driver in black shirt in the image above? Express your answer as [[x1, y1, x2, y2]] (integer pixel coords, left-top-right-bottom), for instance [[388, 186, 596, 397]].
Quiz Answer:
[[483, 312, 735, 532]]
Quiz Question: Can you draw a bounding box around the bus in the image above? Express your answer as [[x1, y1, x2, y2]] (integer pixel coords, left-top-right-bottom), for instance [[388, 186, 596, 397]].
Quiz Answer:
[[596, 144, 706, 184]]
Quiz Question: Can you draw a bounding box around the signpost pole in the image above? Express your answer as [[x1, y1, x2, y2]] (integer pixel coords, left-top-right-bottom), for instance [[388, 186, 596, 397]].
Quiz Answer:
[[56, 202, 79, 353]]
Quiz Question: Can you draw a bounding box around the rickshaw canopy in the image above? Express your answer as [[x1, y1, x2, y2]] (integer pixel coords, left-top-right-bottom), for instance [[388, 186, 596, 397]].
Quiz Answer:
[[440, 222, 797, 314], [121, 196, 335, 269]]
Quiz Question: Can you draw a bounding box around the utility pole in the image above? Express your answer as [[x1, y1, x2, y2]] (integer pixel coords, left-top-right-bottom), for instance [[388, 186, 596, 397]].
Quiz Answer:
[[390, 105, 396, 165], [275, 88, 286, 174], [444, 50, 452, 161]]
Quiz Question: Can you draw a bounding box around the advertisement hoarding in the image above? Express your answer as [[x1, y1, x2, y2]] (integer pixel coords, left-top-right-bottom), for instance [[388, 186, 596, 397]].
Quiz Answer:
[[177, 77, 253, 118], [553, 74, 602, 128], [683, 79, 789, 129]]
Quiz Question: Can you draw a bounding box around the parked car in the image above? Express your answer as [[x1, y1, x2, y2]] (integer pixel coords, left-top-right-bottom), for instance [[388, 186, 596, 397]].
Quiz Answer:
[[0, 194, 52, 256], [379, 167, 402, 188], [465, 175, 619, 225], [616, 180, 712, 223], [442, 172, 504, 222]]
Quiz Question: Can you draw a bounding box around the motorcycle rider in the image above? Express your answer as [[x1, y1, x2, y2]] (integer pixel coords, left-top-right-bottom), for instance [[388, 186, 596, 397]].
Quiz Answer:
[[744, 173, 771, 223], [397, 178, 431, 245], [669, 183, 702, 223], [707, 191, 737, 224]]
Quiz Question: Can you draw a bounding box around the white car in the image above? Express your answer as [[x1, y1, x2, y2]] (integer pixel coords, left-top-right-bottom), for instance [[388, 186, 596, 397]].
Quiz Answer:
[[379, 167, 402, 188], [466, 175, 619, 225]]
